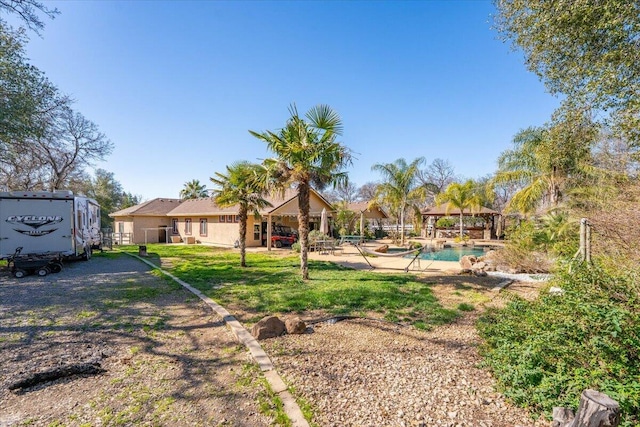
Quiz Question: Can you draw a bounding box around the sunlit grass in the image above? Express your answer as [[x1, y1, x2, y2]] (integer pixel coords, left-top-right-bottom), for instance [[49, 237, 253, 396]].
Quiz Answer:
[[112, 244, 459, 328]]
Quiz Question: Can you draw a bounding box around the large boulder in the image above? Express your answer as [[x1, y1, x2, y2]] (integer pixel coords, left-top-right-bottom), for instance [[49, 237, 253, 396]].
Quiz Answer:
[[285, 316, 307, 334], [473, 261, 487, 271], [251, 316, 285, 340], [460, 255, 475, 270]]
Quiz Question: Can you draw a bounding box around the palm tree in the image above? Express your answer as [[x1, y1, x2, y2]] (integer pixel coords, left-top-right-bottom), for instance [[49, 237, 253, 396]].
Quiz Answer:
[[250, 104, 352, 280], [371, 157, 426, 246], [210, 162, 272, 267], [436, 180, 483, 239], [492, 111, 595, 215], [180, 179, 208, 200]]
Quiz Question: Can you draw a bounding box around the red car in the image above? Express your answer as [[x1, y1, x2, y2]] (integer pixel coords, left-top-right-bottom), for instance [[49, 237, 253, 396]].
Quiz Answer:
[[271, 226, 298, 248]]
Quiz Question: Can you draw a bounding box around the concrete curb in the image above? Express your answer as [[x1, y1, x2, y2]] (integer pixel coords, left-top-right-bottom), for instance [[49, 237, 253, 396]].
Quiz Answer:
[[128, 254, 310, 427]]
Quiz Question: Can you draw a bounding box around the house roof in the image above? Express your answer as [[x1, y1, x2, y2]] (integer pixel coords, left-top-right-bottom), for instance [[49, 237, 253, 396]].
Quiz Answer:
[[420, 204, 500, 216], [167, 197, 236, 216], [109, 198, 183, 217], [347, 201, 389, 219], [109, 188, 334, 218]]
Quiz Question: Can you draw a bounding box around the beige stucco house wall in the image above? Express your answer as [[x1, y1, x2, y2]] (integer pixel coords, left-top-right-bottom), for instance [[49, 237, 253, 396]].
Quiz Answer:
[[110, 198, 183, 244], [110, 189, 334, 248]]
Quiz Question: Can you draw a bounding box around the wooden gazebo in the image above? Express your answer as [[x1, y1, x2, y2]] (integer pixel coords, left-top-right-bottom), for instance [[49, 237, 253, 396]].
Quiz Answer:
[[420, 204, 501, 239]]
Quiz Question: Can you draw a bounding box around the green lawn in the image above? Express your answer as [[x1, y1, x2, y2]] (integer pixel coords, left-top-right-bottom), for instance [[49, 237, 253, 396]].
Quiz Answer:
[[109, 244, 459, 329]]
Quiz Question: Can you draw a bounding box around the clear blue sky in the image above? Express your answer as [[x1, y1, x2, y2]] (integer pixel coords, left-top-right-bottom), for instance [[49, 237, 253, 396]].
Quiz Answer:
[[18, 0, 559, 200]]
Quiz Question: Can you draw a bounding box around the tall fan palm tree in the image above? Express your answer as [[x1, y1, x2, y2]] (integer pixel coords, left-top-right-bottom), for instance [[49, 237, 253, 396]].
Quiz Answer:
[[371, 157, 426, 246], [250, 104, 352, 280], [436, 180, 483, 239], [210, 162, 272, 267], [492, 110, 596, 215], [180, 179, 208, 200]]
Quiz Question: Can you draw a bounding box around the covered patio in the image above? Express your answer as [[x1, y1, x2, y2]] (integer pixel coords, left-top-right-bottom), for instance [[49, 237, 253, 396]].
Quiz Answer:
[[420, 205, 501, 240]]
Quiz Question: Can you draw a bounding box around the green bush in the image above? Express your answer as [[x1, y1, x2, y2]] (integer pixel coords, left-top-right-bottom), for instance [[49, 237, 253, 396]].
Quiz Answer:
[[291, 242, 301, 253], [436, 217, 457, 228], [477, 263, 640, 426]]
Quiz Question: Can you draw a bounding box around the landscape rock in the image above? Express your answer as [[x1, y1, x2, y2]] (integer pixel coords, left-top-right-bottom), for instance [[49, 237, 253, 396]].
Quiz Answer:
[[374, 244, 389, 253], [251, 316, 286, 340], [285, 316, 307, 334], [473, 269, 488, 277], [473, 261, 487, 271], [459, 255, 474, 270]]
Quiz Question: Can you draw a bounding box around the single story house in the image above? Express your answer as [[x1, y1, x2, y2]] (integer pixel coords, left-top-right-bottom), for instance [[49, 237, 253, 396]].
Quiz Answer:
[[109, 188, 336, 249]]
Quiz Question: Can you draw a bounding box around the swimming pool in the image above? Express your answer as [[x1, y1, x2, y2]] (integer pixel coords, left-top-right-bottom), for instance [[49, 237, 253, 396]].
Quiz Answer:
[[388, 246, 489, 262]]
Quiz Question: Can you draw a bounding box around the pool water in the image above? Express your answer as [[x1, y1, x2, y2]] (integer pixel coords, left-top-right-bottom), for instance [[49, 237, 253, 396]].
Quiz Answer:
[[388, 246, 489, 262], [417, 246, 487, 262]]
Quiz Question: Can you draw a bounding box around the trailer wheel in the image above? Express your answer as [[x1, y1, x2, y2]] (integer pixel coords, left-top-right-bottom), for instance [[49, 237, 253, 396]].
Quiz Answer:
[[83, 246, 92, 261], [13, 269, 27, 278], [37, 267, 49, 277], [49, 263, 63, 273]]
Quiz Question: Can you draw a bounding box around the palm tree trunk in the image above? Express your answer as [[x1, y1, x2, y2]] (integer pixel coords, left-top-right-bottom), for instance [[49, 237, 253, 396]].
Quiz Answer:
[[400, 205, 406, 246], [298, 183, 311, 280], [238, 204, 248, 267], [459, 210, 464, 239]]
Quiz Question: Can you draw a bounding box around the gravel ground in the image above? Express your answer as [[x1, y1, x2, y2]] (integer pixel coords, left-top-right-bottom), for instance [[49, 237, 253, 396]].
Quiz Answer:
[[263, 309, 548, 427], [0, 255, 271, 427]]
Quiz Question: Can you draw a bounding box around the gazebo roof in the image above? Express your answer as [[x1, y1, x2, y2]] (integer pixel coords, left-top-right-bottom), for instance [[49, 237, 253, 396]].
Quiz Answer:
[[420, 204, 500, 217]]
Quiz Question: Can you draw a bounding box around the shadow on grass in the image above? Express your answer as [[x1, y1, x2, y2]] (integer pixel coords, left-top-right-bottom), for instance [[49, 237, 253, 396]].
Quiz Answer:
[[0, 253, 263, 424]]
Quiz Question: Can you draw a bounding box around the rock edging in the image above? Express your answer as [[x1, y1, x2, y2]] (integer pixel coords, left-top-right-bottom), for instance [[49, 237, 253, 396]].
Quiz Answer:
[[128, 253, 309, 427]]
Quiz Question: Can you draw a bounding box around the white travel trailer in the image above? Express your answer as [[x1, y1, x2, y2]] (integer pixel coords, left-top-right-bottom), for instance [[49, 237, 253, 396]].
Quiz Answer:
[[0, 190, 101, 260]]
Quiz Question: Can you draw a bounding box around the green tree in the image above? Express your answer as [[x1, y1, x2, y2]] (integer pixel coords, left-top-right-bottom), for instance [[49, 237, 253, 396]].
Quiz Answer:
[[372, 157, 425, 245], [494, 0, 640, 145], [493, 110, 597, 214], [436, 180, 483, 239], [179, 179, 208, 200], [1, 24, 112, 191], [250, 104, 352, 280], [84, 169, 140, 229], [210, 161, 272, 267]]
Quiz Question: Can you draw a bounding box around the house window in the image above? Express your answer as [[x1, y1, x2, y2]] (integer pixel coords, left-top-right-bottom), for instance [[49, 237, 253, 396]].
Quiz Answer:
[[226, 215, 233, 223], [184, 218, 192, 235], [171, 218, 178, 234], [220, 215, 226, 223], [199, 219, 207, 236], [234, 215, 240, 223], [253, 224, 260, 241], [118, 222, 124, 233]]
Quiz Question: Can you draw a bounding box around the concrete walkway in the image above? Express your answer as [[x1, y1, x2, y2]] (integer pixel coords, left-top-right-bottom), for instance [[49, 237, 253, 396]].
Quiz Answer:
[[306, 240, 463, 275]]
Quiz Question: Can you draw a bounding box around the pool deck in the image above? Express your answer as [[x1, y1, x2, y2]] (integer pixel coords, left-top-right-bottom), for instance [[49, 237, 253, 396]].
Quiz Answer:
[[305, 238, 500, 275]]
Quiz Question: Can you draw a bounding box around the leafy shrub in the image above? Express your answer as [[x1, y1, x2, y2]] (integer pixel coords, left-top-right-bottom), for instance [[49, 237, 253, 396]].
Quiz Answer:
[[477, 263, 640, 426], [436, 216, 457, 228], [291, 242, 301, 253], [453, 235, 470, 243], [308, 230, 326, 244]]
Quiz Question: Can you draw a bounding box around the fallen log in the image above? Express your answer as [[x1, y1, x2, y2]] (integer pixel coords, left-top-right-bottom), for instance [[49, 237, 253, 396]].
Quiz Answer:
[[8, 362, 105, 391]]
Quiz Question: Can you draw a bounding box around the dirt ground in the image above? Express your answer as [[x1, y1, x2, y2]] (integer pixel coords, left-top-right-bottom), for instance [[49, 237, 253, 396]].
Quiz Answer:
[[0, 256, 272, 427], [0, 252, 547, 427]]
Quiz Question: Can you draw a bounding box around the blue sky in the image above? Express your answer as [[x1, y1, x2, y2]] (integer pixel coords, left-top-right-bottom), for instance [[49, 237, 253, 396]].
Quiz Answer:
[[16, 1, 559, 200]]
